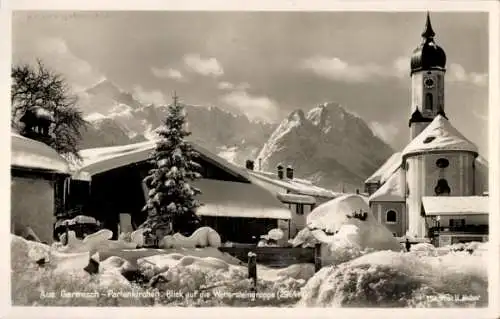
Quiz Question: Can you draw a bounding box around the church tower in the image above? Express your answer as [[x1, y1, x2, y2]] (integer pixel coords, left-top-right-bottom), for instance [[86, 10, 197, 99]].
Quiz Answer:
[[409, 13, 447, 140]]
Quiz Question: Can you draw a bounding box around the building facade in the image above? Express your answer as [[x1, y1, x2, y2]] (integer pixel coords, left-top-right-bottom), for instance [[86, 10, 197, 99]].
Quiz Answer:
[[245, 162, 343, 237], [69, 140, 292, 243], [11, 133, 70, 243], [366, 13, 488, 244]]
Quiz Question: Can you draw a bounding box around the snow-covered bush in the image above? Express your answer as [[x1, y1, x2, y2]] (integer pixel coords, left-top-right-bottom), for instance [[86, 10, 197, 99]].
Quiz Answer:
[[298, 249, 487, 307]]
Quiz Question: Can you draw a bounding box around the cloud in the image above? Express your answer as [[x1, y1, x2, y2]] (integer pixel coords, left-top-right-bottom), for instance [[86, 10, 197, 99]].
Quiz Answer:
[[369, 121, 399, 145], [302, 56, 488, 88], [447, 63, 488, 86], [133, 85, 166, 105], [151, 66, 186, 81], [221, 89, 280, 122], [34, 37, 103, 90], [392, 56, 409, 78], [301, 56, 390, 83], [217, 81, 234, 90], [217, 81, 251, 91], [183, 53, 224, 77]]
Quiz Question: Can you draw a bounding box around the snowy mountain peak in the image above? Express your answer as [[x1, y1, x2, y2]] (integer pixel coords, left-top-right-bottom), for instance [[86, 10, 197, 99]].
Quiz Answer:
[[85, 78, 123, 96], [257, 104, 394, 192], [287, 109, 306, 124]]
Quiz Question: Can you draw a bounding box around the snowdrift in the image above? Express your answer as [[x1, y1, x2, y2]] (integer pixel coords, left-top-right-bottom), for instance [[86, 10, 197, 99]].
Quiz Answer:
[[299, 248, 488, 307], [130, 226, 221, 249], [11, 235, 152, 306], [137, 253, 314, 306], [293, 194, 401, 265]]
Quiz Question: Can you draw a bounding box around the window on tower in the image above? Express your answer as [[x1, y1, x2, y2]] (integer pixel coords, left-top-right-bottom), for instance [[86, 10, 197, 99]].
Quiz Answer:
[[425, 93, 433, 110]]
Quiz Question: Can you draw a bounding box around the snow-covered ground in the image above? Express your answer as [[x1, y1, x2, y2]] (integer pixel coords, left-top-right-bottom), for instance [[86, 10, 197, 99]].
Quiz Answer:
[[11, 223, 488, 308], [298, 242, 488, 307]]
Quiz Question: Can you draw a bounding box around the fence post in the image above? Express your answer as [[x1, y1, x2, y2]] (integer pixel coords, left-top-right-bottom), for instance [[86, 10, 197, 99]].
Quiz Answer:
[[314, 243, 322, 272], [248, 251, 257, 291]]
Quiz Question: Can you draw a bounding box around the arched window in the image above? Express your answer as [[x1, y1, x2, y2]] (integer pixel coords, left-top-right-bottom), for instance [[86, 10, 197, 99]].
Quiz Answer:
[[434, 179, 451, 196], [425, 93, 433, 110], [386, 210, 397, 223]]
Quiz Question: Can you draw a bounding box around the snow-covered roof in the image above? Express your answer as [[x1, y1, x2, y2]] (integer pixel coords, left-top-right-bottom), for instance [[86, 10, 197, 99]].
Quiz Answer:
[[194, 179, 292, 220], [422, 196, 489, 216], [72, 140, 250, 182], [365, 152, 402, 185], [369, 168, 405, 202], [306, 194, 371, 233], [276, 192, 316, 205], [247, 170, 340, 198], [402, 115, 478, 158], [11, 133, 70, 174]]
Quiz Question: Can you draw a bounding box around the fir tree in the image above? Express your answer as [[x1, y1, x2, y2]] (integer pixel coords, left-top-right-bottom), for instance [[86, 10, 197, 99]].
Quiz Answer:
[[141, 93, 202, 238]]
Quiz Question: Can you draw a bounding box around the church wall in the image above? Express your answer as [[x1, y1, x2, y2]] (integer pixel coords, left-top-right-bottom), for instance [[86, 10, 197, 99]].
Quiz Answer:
[[422, 152, 475, 197], [406, 152, 476, 238], [474, 158, 488, 195], [370, 201, 405, 236], [410, 122, 430, 140], [406, 155, 426, 237]]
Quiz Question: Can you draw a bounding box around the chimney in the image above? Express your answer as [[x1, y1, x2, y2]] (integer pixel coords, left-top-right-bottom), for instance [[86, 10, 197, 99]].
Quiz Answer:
[[277, 164, 284, 180], [286, 166, 294, 179], [246, 160, 255, 171]]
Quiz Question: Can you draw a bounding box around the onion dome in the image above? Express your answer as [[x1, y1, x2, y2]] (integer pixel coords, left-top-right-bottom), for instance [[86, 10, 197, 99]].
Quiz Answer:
[[410, 13, 447, 75]]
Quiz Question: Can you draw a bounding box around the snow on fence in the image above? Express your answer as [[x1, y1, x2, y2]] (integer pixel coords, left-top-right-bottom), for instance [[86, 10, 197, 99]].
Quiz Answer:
[[218, 245, 321, 270]]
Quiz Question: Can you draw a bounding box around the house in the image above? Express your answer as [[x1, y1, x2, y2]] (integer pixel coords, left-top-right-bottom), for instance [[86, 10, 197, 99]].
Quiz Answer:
[[243, 161, 343, 237], [69, 140, 292, 243], [11, 132, 70, 243], [365, 13, 489, 245]]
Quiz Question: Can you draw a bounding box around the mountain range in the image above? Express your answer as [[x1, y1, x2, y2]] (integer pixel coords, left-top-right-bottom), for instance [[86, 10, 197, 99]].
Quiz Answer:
[[256, 102, 394, 191], [77, 79, 393, 191], [78, 79, 275, 164]]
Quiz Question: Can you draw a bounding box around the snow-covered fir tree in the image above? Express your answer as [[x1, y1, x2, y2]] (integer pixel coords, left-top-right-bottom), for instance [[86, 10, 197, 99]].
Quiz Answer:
[[141, 93, 202, 238]]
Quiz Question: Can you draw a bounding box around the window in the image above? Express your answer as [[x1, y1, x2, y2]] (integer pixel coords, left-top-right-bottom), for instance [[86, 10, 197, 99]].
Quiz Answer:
[[449, 219, 465, 230], [434, 179, 451, 196], [425, 93, 433, 110], [436, 158, 449, 169], [386, 210, 397, 223], [296, 204, 304, 215], [423, 136, 436, 144]]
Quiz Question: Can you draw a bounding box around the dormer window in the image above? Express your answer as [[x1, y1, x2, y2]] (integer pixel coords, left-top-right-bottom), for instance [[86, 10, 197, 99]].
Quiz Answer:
[[423, 136, 436, 144]]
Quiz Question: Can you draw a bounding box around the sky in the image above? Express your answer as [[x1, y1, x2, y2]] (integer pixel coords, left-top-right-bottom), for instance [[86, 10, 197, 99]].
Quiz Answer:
[[11, 11, 489, 156]]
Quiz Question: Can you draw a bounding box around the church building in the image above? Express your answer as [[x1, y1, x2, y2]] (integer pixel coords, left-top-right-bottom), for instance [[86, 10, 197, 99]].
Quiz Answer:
[[365, 13, 489, 246]]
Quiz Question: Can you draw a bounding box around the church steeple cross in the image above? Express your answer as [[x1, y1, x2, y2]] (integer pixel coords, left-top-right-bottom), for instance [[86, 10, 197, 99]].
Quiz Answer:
[[421, 12, 436, 39]]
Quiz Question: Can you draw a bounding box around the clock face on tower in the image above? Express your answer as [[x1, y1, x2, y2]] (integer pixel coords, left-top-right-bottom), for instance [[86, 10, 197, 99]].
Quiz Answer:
[[424, 77, 435, 89]]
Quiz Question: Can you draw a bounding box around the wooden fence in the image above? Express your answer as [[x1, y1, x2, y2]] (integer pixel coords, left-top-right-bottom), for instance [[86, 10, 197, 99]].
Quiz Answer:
[[218, 244, 322, 271]]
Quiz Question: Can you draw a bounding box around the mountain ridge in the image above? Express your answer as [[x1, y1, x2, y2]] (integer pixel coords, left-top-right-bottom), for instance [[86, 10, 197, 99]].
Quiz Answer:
[[256, 102, 394, 192]]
